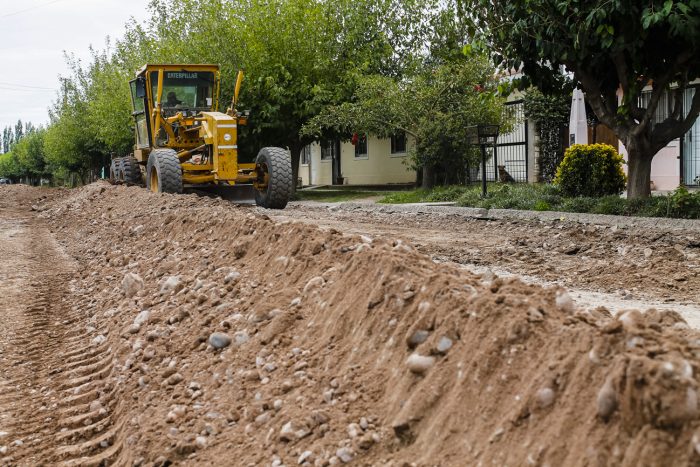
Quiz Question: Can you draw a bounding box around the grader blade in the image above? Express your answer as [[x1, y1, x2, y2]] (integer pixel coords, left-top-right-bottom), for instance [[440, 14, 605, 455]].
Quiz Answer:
[[191, 184, 257, 205]]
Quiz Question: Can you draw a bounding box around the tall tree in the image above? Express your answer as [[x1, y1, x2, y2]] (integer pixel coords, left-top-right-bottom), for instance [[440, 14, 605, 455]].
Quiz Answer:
[[302, 57, 511, 188], [466, 0, 700, 198], [14, 119, 23, 143], [3, 126, 14, 153]]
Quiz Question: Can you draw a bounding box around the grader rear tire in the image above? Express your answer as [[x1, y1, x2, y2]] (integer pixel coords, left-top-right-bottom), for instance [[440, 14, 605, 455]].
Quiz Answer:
[[109, 158, 121, 184], [120, 155, 143, 185], [254, 147, 293, 209], [147, 149, 182, 194]]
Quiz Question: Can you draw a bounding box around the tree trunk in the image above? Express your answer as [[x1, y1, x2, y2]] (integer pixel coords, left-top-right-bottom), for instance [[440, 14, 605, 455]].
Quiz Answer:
[[625, 138, 654, 199], [289, 142, 302, 193], [422, 165, 436, 190]]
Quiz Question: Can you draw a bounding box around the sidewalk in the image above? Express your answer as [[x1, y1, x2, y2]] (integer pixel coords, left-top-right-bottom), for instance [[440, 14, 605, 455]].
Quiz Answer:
[[295, 200, 700, 232]]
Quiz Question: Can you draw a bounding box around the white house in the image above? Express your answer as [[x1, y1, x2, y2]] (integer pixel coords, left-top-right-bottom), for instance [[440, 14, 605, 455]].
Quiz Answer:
[[298, 133, 417, 186], [298, 96, 536, 187]]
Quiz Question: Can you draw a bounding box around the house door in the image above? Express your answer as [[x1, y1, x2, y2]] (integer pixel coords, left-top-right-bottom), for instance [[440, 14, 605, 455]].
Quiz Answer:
[[683, 87, 700, 186], [332, 140, 342, 184]]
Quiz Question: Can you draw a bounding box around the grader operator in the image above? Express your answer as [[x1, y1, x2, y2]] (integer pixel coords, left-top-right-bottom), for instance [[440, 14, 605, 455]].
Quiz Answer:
[[110, 64, 292, 209]]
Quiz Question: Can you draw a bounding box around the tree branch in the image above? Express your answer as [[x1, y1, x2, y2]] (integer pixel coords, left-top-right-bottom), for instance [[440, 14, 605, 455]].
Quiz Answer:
[[651, 85, 700, 153]]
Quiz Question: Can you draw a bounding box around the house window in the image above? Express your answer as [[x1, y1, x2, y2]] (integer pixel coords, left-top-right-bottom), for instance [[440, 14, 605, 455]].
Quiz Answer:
[[391, 132, 406, 154], [354, 134, 368, 158], [320, 141, 334, 161], [301, 145, 311, 165]]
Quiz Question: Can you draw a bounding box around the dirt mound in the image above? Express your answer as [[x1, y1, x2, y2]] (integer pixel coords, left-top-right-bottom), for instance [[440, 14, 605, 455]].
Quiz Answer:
[[9, 182, 700, 465]]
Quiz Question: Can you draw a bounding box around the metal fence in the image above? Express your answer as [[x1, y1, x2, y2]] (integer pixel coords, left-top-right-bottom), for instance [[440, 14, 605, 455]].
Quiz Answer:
[[470, 101, 529, 182]]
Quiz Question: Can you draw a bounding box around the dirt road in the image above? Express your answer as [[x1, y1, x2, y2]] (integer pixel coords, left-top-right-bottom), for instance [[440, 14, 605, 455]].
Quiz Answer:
[[270, 201, 700, 310], [2, 183, 700, 466]]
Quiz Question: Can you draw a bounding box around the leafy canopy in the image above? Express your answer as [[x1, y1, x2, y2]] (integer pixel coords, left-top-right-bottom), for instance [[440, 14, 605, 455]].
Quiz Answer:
[[302, 54, 512, 172]]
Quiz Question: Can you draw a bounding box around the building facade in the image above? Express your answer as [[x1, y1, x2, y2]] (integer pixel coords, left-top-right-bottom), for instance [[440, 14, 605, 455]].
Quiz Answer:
[[298, 133, 417, 186]]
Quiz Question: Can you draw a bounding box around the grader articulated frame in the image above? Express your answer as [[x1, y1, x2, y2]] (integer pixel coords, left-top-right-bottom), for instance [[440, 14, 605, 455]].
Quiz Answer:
[[110, 64, 292, 209]]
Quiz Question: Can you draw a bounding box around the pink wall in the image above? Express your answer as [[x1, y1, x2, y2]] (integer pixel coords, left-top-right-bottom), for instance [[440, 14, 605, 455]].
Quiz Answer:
[[618, 140, 680, 191]]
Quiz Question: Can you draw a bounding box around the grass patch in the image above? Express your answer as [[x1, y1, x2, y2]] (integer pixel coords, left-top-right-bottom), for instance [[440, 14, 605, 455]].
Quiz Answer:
[[293, 189, 388, 203], [379, 185, 473, 204], [379, 183, 700, 219]]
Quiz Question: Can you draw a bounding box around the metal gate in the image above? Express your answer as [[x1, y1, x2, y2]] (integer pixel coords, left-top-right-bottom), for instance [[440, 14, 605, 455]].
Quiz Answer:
[[471, 100, 529, 182], [682, 87, 699, 186]]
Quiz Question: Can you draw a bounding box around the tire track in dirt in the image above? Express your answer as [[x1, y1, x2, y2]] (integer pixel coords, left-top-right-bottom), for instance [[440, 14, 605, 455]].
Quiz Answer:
[[0, 188, 123, 466]]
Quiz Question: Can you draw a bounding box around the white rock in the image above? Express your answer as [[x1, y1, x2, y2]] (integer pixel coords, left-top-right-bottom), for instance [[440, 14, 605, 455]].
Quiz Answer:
[[133, 309, 150, 327], [209, 332, 232, 349], [437, 336, 453, 353], [279, 421, 309, 441], [121, 272, 144, 297], [298, 450, 313, 464], [91, 335, 106, 345], [234, 331, 249, 345], [597, 378, 618, 420], [336, 447, 354, 463], [0, 445, 6, 455], [161, 276, 181, 294], [195, 436, 207, 449], [555, 291, 575, 313], [347, 423, 362, 438], [255, 412, 271, 425], [407, 330, 429, 347], [224, 271, 241, 284], [406, 353, 435, 375], [273, 399, 283, 411], [535, 387, 555, 408], [303, 276, 325, 293]]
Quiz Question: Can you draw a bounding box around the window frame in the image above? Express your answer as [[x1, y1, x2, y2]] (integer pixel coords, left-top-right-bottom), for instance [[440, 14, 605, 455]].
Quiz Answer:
[[390, 132, 407, 155], [354, 133, 368, 159], [301, 145, 311, 165]]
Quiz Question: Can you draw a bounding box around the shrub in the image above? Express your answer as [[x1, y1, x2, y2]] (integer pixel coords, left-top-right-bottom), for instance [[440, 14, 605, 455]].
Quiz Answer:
[[554, 144, 627, 197], [591, 195, 628, 215], [560, 196, 598, 213], [533, 200, 551, 211], [665, 186, 700, 219]]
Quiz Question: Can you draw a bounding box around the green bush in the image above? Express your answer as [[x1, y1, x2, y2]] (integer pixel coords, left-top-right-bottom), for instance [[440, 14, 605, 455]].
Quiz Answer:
[[590, 195, 628, 215], [665, 186, 700, 219], [554, 144, 627, 197], [560, 196, 598, 213], [533, 200, 551, 211]]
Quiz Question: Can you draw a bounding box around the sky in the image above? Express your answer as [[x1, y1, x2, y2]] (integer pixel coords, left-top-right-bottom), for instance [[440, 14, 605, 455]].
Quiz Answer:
[[0, 0, 149, 133]]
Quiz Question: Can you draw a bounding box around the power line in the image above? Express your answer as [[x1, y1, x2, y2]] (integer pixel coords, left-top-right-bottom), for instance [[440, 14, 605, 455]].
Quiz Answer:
[[0, 81, 55, 90], [0, 0, 66, 19], [0, 86, 55, 93]]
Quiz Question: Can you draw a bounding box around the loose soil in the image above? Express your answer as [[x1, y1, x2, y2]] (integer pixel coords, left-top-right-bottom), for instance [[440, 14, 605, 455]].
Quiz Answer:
[[1, 183, 700, 466], [273, 202, 700, 306]]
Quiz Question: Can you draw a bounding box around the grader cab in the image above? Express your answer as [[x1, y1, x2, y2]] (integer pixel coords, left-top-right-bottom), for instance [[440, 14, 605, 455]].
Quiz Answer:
[[110, 64, 292, 209]]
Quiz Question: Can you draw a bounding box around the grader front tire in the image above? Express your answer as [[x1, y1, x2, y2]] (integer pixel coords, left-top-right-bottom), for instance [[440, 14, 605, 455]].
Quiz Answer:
[[147, 149, 182, 194], [254, 147, 293, 209], [109, 158, 121, 184], [120, 156, 143, 185]]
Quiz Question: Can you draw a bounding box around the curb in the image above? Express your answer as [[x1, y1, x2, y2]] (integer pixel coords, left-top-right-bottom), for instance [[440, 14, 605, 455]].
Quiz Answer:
[[297, 201, 700, 232]]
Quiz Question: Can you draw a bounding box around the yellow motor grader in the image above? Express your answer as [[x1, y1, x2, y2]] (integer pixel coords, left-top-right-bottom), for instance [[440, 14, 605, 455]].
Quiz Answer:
[[110, 64, 292, 208]]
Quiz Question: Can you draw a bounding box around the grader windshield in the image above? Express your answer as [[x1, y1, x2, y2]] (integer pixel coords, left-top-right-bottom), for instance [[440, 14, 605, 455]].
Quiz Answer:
[[150, 70, 216, 114]]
